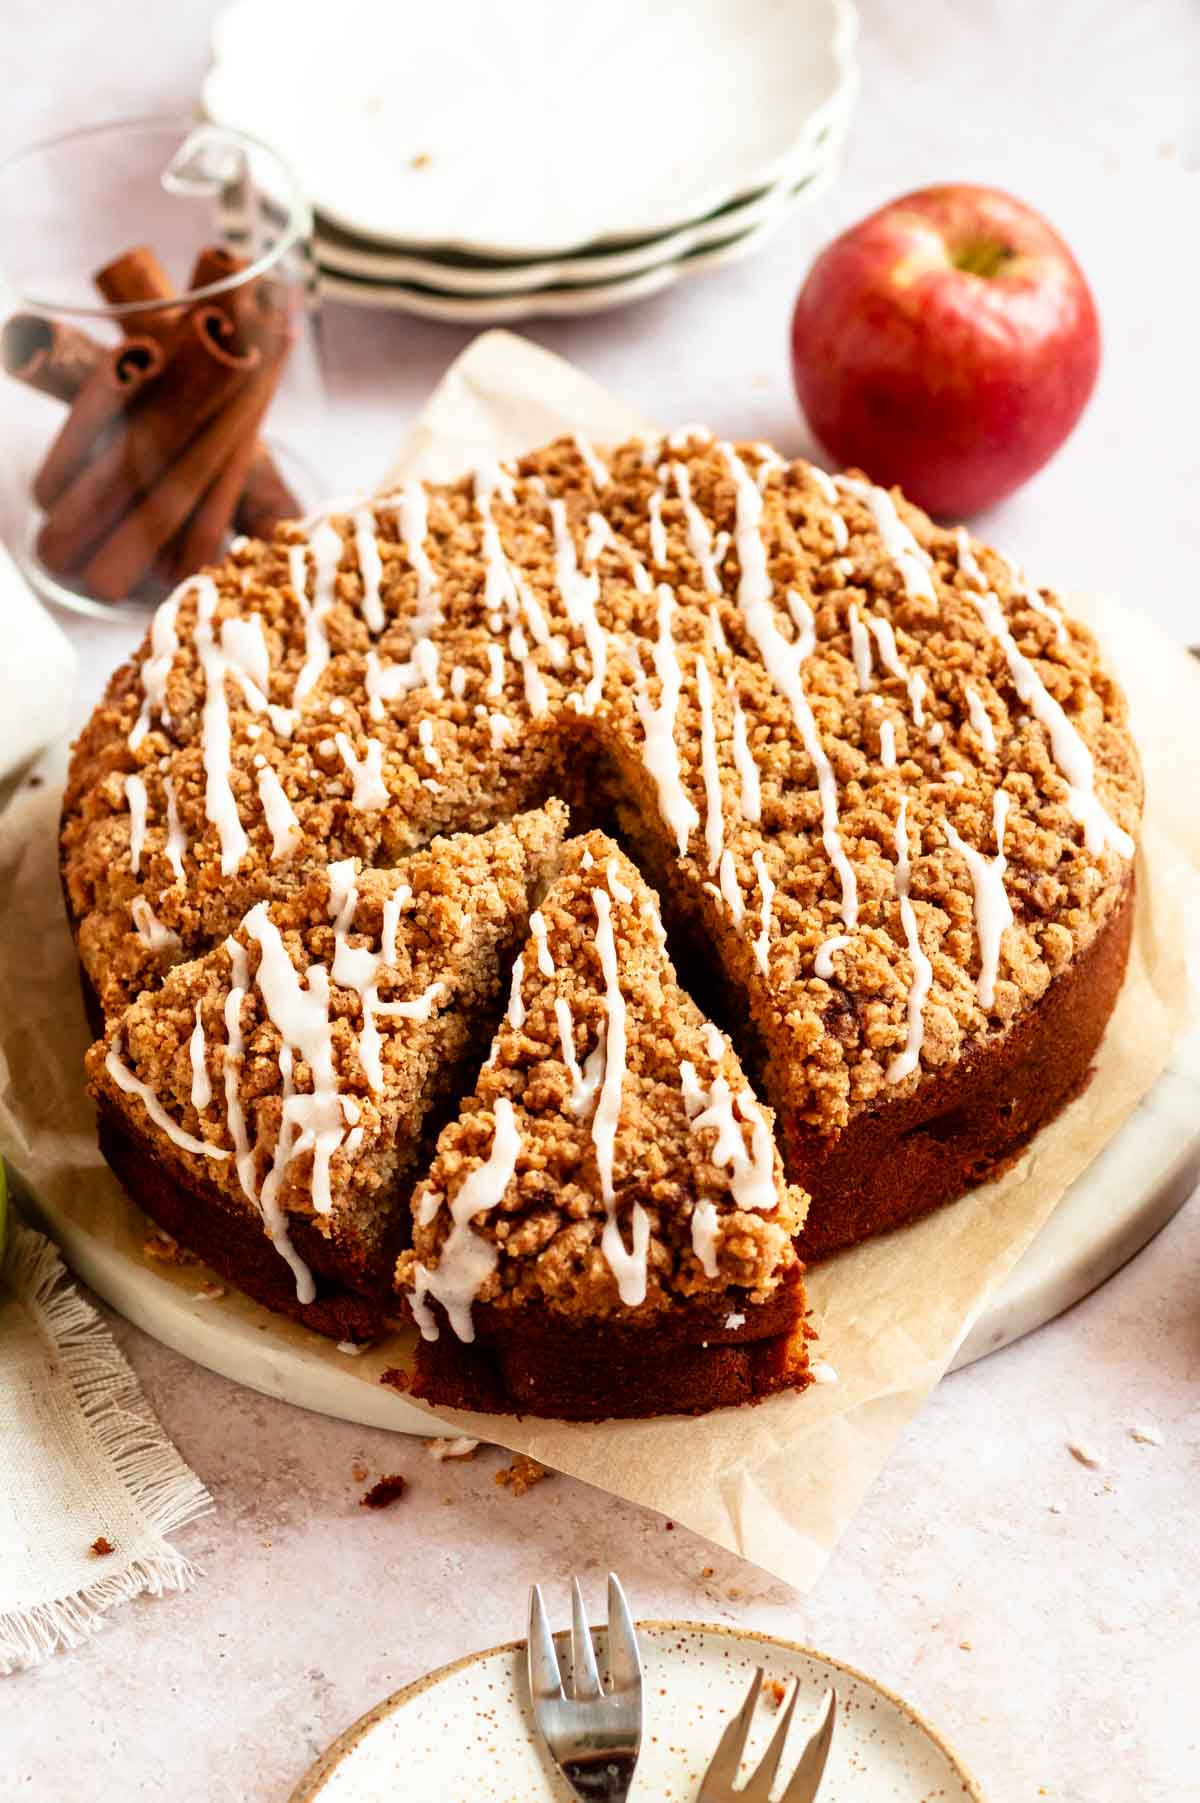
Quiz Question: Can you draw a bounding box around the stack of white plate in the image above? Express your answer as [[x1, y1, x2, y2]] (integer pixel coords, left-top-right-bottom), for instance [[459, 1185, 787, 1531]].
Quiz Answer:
[[203, 0, 858, 321]]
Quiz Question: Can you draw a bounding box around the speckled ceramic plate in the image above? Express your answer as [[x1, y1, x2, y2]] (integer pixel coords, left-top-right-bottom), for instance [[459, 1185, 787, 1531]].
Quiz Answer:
[[290, 1621, 984, 1801]]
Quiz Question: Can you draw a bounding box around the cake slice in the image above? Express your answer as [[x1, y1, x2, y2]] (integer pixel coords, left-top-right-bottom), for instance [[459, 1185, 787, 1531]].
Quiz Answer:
[[395, 831, 812, 1419], [86, 803, 567, 1339]]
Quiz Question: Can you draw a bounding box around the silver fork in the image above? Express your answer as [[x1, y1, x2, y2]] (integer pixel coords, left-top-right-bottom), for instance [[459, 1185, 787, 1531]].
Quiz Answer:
[[527, 1572, 643, 1801], [698, 1669, 836, 1803]]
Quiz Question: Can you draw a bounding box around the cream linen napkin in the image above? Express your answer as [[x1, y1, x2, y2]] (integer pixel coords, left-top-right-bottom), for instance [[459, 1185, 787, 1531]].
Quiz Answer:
[[0, 1204, 212, 1673]]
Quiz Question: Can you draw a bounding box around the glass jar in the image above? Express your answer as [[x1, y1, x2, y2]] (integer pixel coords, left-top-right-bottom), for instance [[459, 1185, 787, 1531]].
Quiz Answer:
[[0, 115, 327, 618]]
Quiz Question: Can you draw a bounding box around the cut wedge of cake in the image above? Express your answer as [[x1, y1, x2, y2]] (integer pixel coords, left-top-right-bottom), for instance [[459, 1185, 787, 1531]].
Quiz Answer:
[[86, 804, 566, 1339], [395, 831, 812, 1419]]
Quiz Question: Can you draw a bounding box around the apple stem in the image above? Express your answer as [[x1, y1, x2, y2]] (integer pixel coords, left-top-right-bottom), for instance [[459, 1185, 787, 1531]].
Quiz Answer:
[[952, 240, 1015, 279]]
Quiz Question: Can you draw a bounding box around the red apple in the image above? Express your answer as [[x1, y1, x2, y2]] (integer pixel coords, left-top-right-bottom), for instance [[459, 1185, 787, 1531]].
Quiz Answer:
[[790, 184, 1100, 517]]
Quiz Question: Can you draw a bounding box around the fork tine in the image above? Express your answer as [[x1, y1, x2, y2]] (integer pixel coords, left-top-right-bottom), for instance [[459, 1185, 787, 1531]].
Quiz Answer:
[[739, 1678, 803, 1801], [527, 1583, 564, 1702], [701, 1666, 764, 1788], [779, 1687, 837, 1803], [569, 1576, 603, 1699], [605, 1572, 642, 1695]]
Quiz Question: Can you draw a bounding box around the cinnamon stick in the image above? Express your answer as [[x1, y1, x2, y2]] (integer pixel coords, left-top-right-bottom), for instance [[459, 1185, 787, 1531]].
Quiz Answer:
[[32, 337, 166, 509], [94, 245, 183, 346], [2, 313, 103, 403], [83, 340, 286, 601], [37, 307, 261, 578], [188, 247, 301, 537], [100, 242, 300, 539]]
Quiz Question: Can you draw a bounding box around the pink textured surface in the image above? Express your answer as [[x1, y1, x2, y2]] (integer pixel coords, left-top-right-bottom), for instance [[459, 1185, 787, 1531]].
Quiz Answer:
[[2, 0, 1197, 1797]]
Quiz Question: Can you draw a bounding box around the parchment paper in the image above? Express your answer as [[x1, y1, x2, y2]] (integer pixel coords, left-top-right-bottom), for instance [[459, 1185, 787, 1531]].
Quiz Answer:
[[2, 329, 1197, 1592]]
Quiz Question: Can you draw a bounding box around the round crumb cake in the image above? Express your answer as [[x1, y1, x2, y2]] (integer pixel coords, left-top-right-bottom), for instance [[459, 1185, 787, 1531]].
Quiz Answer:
[[64, 428, 1141, 1420]]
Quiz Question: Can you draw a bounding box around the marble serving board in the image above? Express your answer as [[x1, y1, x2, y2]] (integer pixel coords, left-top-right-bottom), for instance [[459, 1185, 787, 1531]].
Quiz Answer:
[[16, 1009, 1200, 1440]]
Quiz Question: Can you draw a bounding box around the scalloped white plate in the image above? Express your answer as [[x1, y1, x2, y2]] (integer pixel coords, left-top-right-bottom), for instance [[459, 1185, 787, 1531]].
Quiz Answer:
[[204, 0, 857, 257], [313, 112, 852, 294], [290, 1622, 983, 1801], [315, 171, 838, 321]]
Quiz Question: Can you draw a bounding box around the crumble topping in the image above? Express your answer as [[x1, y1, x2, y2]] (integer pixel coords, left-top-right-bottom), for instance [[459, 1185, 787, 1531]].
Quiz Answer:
[[67, 429, 1141, 1315], [397, 834, 806, 1329]]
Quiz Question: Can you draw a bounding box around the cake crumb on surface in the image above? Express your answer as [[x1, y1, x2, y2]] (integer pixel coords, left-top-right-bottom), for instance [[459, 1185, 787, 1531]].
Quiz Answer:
[[360, 1474, 407, 1509], [764, 1678, 788, 1707], [350, 1457, 369, 1483], [192, 1280, 225, 1301], [426, 1436, 480, 1461], [1129, 1423, 1164, 1446], [495, 1454, 550, 1495], [142, 1230, 195, 1266], [90, 1536, 115, 1556], [1067, 1440, 1102, 1469], [809, 1360, 839, 1385]]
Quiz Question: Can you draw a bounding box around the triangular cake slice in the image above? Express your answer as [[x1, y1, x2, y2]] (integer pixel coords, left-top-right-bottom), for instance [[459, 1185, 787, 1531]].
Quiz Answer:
[[395, 831, 811, 1419], [86, 803, 567, 1339]]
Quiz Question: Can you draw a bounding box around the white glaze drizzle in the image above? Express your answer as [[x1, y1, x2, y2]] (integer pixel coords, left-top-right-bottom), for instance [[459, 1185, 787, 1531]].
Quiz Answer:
[[964, 685, 997, 754], [591, 886, 649, 1306], [131, 897, 180, 958], [838, 476, 936, 601], [129, 591, 181, 749], [105, 1046, 226, 1160], [549, 498, 607, 712], [753, 444, 786, 491], [449, 664, 467, 699], [751, 849, 775, 977], [847, 604, 874, 690], [604, 858, 632, 907], [879, 717, 897, 768], [485, 643, 505, 699], [352, 507, 385, 634], [694, 655, 725, 873], [409, 1096, 522, 1342], [868, 613, 928, 731], [807, 465, 850, 550], [720, 446, 858, 927], [192, 575, 249, 875], [125, 774, 148, 874], [221, 938, 313, 1297], [690, 1199, 720, 1276], [162, 775, 186, 883], [390, 485, 440, 634], [257, 764, 302, 859], [668, 424, 712, 449], [970, 587, 1134, 857], [647, 488, 668, 567], [189, 1002, 212, 1111], [529, 909, 554, 978], [418, 717, 441, 769], [573, 433, 609, 488], [679, 1057, 777, 1213], [505, 952, 526, 1030], [717, 848, 745, 922], [887, 799, 933, 1084], [707, 603, 729, 658], [335, 733, 389, 810], [290, 518, 343, 707], [241, 901, 355, 1217], [944, 791, 1013, 1010], [632, 584, 700, 858], [814, 934, 851, 978], [728, 684, 762, 821], [671, 461, 723, 594]]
